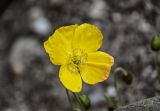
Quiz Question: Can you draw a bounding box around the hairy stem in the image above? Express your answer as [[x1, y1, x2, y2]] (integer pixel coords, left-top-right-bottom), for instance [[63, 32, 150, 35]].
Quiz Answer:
[[65, 89, 74, 111], [113, 68, 125, 106]]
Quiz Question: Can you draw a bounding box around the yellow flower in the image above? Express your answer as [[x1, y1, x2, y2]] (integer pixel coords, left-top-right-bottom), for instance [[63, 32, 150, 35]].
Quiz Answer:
[[44, 23, 114, 92]]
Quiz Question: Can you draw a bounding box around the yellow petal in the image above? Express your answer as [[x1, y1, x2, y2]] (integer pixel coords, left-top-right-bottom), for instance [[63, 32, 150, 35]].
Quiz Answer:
[[44, 25, 78, 65], [87, 51, 114, 66], [80, 51, 114, 84], [59, 65, 82, 92], [80, 63, 111, 84], [73, 23, 103, 53]]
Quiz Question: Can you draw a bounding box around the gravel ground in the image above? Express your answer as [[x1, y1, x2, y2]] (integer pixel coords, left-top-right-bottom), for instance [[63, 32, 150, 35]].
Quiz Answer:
[[0, 0, 160, 111]]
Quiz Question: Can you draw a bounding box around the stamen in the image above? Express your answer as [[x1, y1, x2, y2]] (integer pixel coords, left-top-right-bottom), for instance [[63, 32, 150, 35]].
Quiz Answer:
[[67, 49, 87, 72]]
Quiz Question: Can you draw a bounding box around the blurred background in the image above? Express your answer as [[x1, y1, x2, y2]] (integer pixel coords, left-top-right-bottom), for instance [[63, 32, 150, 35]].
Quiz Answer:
[[0, 0, 160, 111]]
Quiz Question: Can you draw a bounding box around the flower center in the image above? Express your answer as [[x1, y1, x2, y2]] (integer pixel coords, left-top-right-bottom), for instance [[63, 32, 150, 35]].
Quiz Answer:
[[68, 49, 87, 73]]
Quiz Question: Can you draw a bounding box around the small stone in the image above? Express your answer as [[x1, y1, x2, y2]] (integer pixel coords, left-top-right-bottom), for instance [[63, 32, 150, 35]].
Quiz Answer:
[[29, 7, 51, 36], [106, 86, 116, 97], [89, 89, 105, 105], [88, 0, 107, 19], [112, 13, 122, 23], [9, 37, 45, 75]]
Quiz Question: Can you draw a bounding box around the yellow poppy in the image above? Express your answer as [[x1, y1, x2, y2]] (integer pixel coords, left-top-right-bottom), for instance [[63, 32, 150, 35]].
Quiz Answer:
[[44, 23, 114, 92]]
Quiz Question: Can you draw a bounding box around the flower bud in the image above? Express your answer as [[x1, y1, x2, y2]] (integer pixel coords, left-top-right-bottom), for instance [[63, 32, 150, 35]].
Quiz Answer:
[[79, 94, 91, 110], [151, 36, 160, 52], [114, 67, 133, 85], [121, 71, 133, 85]]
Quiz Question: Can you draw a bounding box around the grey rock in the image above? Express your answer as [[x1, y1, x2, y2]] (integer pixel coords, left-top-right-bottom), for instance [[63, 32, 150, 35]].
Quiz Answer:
[[115, 96, 160, 111]]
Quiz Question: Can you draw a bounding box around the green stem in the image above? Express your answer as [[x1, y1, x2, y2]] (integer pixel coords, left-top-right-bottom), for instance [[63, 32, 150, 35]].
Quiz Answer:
[[73, 93, 87, 111], [113, 68, 125, 106], [65, 89, 74, 111], [153, 52, 160, 81], [104, 93, 115, 111], [153, 51, 157, 69]]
